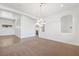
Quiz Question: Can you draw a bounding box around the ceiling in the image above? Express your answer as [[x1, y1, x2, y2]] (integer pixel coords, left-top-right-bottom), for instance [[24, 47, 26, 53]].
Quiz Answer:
[[0, 3, 79, 18]]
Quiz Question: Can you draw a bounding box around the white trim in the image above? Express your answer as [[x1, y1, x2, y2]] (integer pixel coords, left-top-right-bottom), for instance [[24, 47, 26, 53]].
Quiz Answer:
[[40, 36, 79, 46]]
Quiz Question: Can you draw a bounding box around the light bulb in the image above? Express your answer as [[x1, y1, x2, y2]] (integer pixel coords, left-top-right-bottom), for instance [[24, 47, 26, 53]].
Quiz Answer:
[[60, 4, 63, 7]]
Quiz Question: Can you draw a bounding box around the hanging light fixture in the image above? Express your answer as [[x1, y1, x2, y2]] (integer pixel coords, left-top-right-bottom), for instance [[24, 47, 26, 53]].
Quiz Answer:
[[35, 3, 46, 27]]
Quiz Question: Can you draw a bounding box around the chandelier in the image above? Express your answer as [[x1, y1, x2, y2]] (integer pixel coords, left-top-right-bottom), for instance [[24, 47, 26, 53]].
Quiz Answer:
[[35, 3, 46, 32]]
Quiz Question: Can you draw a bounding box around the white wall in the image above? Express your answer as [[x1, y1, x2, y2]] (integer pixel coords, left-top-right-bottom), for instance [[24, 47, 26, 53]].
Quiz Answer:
[[39, 7, 79, 45], [0, 10, 36, 39], [61, 15, 73, 33], [14, 14, 21, 38], [0, 19, 15, 35], [21, 15, 36, 38]]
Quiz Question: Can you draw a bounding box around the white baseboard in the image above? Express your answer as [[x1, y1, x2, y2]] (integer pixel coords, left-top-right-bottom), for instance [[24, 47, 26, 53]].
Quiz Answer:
[[40, 36, 79, 46]]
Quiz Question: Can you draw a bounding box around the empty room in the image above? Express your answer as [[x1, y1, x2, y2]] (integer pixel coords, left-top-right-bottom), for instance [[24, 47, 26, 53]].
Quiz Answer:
[[0, 3, 79, 56]]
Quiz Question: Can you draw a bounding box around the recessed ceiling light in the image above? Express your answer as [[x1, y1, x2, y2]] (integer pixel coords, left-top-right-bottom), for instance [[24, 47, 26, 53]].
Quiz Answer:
[[60, 4, 64, 7]]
